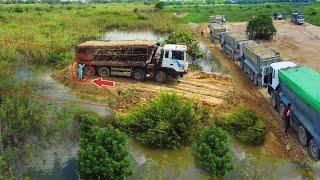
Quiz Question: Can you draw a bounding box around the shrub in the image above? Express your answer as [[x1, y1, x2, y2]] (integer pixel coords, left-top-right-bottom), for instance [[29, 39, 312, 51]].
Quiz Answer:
[[155, 2, 165, 11], [216, 105, 266, 145], [246, 14, 276, 40], [118, 91, 198, 149], [166, 29, 204, 58], [192, 125, 233, 177], [77, 120, 132, 179], [189, 63, 203, 72]]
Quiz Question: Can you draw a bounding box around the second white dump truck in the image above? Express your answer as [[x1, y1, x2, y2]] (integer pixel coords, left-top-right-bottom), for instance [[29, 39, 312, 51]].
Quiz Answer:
[[221, 33, 253, 61], [241, 43, 280, 86]]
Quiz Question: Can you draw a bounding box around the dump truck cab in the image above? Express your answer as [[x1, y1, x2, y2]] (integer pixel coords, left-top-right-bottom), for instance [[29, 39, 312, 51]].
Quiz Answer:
[[158, 44, 188, 76], [267, 61, 297, 91], [291, 13, 304, 25]]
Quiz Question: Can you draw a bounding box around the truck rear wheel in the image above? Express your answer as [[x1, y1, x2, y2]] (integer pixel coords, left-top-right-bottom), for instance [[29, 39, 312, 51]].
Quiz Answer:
[[84, 66, 95, 76], [309, 139, 319, 160], [298, 125, 309, 146], [279, 102, 285, 114], [132, 69, 146, 81], [98, 67, 111, 77], [154, 71, 167, 83]]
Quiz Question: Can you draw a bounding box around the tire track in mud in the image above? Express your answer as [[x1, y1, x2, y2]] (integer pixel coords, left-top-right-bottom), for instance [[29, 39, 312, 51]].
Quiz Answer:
[[194, 24, 310, 162]]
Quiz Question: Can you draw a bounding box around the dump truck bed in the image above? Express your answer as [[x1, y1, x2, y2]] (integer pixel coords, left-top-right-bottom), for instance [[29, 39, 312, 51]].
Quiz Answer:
[[224, 33, 248, 48], [77, 40, 156, 48], [244, 43, 278, 60], [279, 66, 320, 113]]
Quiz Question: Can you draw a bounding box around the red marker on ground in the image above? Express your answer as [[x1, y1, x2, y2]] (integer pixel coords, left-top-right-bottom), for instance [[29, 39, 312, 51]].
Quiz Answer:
[[91, 78, 115, 87]]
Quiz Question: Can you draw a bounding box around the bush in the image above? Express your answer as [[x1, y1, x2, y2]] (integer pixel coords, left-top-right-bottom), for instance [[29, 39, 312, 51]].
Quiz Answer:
[[246, 14, 276, 40], [189, 63, 203, 72], [77, 119, 132, 179], [155, 2, 165, 11], [118, 92, 198, 149], [192, 125, 233, 177], [216, 105, 266, 145], [166, 29, 204, 58]]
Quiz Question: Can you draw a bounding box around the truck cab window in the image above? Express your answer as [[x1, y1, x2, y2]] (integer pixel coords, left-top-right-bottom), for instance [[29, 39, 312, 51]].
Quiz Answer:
[[165, 51, 169, 58], [172, 50, 184, 61]]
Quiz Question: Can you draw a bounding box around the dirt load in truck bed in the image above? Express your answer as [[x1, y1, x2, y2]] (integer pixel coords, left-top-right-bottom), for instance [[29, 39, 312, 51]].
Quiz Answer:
[[77, 40, 156, 48], [244, 43, 278, 59]]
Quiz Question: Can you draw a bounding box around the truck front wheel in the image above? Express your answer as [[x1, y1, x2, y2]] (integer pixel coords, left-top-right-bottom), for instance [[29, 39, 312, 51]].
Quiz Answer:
[[309, 139, 319, 160], [132, 69, 146, 81], [154, 71, 167, 83], [98, 67, 111, 77], [271, 92, 277, 109]]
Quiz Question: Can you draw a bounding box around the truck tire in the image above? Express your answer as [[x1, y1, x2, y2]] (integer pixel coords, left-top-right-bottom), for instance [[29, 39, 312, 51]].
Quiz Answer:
[[132, 69, 146, 81], [279, 102, 285, 114], [98, 67, 111, 77], [84, 66, 95, 76], [254, 75, 258, 86], [154, 71, 167, 83], [271, 92, 277, 109], [309, 139, 319, 160], [298, 125, 309, 146]]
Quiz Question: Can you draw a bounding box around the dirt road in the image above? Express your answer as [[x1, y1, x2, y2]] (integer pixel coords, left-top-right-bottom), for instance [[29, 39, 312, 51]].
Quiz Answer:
[[194, 23, 310, 162], [53, 68, 231, 113], [224, 20, 320, 72]]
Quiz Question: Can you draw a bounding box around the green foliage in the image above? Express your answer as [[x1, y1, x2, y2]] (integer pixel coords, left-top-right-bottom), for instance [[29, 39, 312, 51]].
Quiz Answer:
[[192, 125, 233, 177], [117, 91, 198, 149], [166, 29, 204, 58], [155, 2, 165, 11], [246, 14, 276, 40], [216, 105, 266, 145], [77, 113, 132, 179], [189, 63, 203, 72]]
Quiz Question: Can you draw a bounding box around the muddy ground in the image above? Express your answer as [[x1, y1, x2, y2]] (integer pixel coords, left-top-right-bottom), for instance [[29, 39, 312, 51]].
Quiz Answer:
[[53, 68, 232, 113], [224, 20, 320, 72]]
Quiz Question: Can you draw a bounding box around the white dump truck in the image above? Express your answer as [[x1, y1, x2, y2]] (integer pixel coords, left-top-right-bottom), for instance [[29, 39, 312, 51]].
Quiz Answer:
[[221, 33, 253, 61], [241, 43, 280, 86], [76, 40, 189, 83]]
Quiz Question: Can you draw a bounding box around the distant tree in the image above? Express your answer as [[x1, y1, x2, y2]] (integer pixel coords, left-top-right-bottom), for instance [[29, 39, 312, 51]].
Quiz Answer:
[[77, 116, 132, 180], [192, 125, 233, 177], [246, 14, 277, 40], [155, 1, 165, 11]]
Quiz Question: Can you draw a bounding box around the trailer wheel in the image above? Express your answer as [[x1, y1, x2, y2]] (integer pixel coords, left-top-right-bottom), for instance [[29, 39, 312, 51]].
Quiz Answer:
[[98, 67, 111, 77], [298, 125, 309, 146], [132, 69, 146, 81], [84, 66, 95, 76], [271, 92, 277, 109], [309, 139, 319, 160], [154, 71, 167, 83]]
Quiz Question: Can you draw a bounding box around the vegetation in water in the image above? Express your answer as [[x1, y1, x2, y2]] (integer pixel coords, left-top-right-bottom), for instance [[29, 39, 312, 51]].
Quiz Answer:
[[77, 112, 132, 179], [0, 62, 82, 179], [216, 105, 266, 145], [192, 125, 233, 177], [115, 91, 199, 149], [247, 14, 276, 40]]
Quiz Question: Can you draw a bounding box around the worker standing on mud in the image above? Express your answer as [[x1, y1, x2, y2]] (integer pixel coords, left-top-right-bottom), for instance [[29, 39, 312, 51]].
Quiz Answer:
[[77, 63, 86, 80], [283, 103, 291, 138]]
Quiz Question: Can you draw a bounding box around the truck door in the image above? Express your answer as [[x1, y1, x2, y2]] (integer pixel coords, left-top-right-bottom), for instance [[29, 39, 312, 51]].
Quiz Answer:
[[262, 66, 271, 86], [161, 50, 171, 68]]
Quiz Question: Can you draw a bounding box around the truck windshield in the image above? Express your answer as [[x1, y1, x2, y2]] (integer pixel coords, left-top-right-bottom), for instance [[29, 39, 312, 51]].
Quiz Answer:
[[172, 50, 184, 61], [298, 15, 304, 19]]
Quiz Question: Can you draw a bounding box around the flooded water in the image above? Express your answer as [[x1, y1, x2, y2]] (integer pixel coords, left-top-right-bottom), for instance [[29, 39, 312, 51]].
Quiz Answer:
[[25, 30, 320, 179]]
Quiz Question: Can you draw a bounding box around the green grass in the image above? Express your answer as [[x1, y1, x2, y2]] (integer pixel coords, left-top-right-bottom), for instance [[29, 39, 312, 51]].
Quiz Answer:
[[0, 4, 180, 67], [165, 3, 320, 26]]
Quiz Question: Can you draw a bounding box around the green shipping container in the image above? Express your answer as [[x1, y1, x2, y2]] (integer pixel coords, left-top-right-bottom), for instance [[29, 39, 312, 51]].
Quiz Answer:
[[279, 66, 320, 113]]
